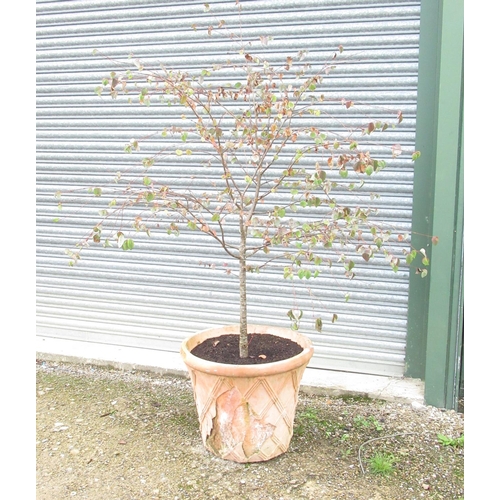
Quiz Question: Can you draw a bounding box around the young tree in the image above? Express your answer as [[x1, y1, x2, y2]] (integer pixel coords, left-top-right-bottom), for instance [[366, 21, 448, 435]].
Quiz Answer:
[[61, 14, 433, 359]]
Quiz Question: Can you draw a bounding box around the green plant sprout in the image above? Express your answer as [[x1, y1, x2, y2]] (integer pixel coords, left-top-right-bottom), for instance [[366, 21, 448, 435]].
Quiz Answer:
[[438, 434, 464, 448], [368, 451, 397, 476]]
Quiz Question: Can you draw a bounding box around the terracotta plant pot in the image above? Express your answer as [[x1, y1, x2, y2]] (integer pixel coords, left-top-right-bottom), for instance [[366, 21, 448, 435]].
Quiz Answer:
[[180, 324, 314, 463]]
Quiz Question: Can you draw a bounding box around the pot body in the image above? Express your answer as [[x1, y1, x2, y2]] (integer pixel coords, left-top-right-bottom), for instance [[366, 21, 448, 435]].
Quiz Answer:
[[180, 324, 314, 463]]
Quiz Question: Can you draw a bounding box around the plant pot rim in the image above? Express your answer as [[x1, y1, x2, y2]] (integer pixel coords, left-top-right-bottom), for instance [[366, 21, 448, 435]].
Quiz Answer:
[[180, 324, 314, 378]]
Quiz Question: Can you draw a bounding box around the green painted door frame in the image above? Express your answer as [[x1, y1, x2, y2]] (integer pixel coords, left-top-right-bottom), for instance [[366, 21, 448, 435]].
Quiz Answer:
[[406, 0, 464, 409]]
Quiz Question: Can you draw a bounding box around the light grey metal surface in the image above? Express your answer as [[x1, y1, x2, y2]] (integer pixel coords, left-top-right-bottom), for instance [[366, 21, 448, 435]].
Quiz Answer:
[[37, 0, 421, 376]]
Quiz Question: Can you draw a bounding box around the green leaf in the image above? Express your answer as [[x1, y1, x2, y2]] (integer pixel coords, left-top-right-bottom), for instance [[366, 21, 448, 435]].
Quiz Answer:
[[298, 269, 312, 279], [294, 149, 304, 162], [390, 258, 400, 272], [121, 238, 134, 250], [406, 249, 417, 264], [143, 176, 152, 186], [287, 308, 302, 329], [142, 158, 154, 168], [287, 309, 303, 321], [315, 317, 323, 332]]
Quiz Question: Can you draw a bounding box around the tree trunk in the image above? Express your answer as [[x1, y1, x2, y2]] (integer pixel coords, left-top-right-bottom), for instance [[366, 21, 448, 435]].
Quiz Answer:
[[239, 220, 248, 358]]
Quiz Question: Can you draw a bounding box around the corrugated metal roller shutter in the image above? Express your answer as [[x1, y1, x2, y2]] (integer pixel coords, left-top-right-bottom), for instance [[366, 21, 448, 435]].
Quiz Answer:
[[36, 0, 421, 376]]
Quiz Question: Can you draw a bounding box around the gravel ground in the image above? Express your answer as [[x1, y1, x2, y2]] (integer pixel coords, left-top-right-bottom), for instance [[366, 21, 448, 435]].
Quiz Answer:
[[36, 360, 464, 500]]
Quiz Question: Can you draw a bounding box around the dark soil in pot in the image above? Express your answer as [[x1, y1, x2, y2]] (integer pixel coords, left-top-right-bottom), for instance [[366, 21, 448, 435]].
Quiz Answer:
[[190, 333, 303, 365]]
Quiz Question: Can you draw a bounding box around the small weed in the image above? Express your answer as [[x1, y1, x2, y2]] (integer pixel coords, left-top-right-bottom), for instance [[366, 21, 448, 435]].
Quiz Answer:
[[438, 433, 464, 448], [368, 452, 397, 476], [300, 408, 320, 422], [295, 408, 340, 438], [354, 415, 383, 431], [454, 467, 464, 480], [294, 423, 306, 437]]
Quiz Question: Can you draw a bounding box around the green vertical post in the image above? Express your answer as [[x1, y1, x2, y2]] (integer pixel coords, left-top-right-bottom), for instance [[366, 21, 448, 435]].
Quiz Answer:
[[406, 0, 464, 409]]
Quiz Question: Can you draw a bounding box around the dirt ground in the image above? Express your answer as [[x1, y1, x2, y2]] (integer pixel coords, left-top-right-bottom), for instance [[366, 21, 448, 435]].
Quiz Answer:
[[36, 360, 464, 500]]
